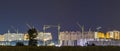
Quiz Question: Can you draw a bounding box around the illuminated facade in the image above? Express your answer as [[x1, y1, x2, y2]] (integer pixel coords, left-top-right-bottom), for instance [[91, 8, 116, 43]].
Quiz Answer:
[[0, 32, 52, 46], [24, 33, 29, 41], [4, 33, 24, 41], [0, 30, 120, 46], [59, 31, 95, 46], [94, 32, 105, 39], [37, 32, 52, 41], [24, 32, 52, 41], [106, 30, 120, 40], [0, 35, 4, 41], [94, 31, 120, 40]]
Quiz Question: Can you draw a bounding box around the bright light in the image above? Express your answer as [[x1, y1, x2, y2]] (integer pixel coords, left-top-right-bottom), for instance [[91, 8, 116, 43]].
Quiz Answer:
[[37, 44, 40, 47], [44, 38, 50, 41], [48, 43, 55, 46], [9, 39, 12, 41], [11, 35, 14, 37], [55, 44, 61, 47], [77, 39, 88, 46], [19, 38, 22, 40], [44, 39, 47, 41]]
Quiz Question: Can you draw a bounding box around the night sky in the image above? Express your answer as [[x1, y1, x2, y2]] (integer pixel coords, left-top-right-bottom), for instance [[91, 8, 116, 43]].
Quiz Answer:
[[0, 0, 120, 34]]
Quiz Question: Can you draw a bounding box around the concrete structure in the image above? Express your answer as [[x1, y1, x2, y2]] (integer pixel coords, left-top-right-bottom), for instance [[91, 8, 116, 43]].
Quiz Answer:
[[24, 32, 52, 41], [106, 30, 120, 40], [94, 32, 105, 39], [88, 30, 120, 46], [0, 34, 4, 41], [24, 32, 52, 46], [24, 33, 29, 41], [0, 32, 24, 46], [0, 32, 52, 46], [59, 31, 95, 46], [95, 30, 120, 40], [0, 30, 120, 46], [37, 32, 52, 41], [4, 33, 24, 41], [37, 32, 52, 46]]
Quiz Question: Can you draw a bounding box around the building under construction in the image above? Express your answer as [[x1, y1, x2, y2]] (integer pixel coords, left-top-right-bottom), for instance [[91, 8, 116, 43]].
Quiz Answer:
[[0, 30, 120, 46], [0, 32, 52, 46], [59, 30, 120, 46], [59, 31, 95, 46]]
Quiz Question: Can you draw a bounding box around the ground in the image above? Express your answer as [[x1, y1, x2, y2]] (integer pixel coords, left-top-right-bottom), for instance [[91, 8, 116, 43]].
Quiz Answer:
[[0, 46, 120, 51]]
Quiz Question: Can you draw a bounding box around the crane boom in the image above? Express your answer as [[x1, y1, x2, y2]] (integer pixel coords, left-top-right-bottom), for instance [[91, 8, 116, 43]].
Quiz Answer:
[[11, 26, 18, 33], [26, 24, 32, 29]]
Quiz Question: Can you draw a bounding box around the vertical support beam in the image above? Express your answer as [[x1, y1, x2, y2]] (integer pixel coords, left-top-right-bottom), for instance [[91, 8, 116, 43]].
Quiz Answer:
[[43, 25, 46, 46], [88, 27, 91, 39], [81, 26, 84, 39], [77, 22, 84, 39], [58, 24, 60, 44], [43, 24, 61, 46]]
